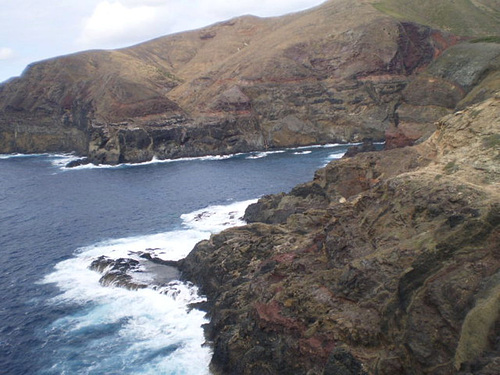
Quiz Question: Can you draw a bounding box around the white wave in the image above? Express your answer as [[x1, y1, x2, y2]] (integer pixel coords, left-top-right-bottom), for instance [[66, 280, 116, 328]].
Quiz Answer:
[[293, 150, 312, 155], [327, 151, 346, 159], [283, 142, 360, 153], [40, 199, 256, 374], [74, 199, 257, 263], [181, 199, 256, 234], [321, 151, 346, 167], [166, 154, 236, 163], [246, 152, 268, 159], [0, 152, 49, 159], [74, 230, 205, 262], [245, 150, 285, 159], [43, 258, 210, 374], [61, 154, 238, 171], [49, 154, 84, 168], [54, 142, 364, 170], [285, 143, 343, 151], [62, 161, 117, 170]]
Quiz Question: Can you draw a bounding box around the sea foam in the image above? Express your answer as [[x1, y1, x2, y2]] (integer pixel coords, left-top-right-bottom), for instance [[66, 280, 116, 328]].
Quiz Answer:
[[0, 152, 50, 159], [59, 154, 237, 171], [40, 199, 256, 374]]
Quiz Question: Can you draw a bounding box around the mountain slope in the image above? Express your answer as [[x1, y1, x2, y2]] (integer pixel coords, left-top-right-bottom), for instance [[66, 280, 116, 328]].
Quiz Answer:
[[373, 0, 500, 36], [0, 0, 498, 164]]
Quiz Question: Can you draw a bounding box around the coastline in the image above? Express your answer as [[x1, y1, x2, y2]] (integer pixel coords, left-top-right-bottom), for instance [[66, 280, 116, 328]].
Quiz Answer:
[[178, 96, 500, 374]]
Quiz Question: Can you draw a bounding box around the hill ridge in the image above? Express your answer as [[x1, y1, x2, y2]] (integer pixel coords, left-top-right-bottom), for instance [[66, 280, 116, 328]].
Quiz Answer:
[[0, 0, 498, 164]]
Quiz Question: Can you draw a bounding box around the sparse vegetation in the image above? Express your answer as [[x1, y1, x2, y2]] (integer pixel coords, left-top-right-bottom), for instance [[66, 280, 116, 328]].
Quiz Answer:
[[469, 36, 500, 43], [157, 69, 183, 83], [470, 109, 483, 118], [454, 286, 500, 369], [482, 134, 500, 148], [373, 0, 500, 36], [444, 160, 459, 174], [372, 3, 406, 20]]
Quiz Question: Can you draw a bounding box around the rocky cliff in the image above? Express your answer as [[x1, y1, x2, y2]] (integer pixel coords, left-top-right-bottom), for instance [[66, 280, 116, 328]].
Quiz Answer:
[[179, 94, 500, 374], [0, 0, 498, 164]]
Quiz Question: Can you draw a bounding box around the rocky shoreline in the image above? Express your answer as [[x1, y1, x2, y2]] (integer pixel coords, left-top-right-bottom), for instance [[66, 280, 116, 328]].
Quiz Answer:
[[1, 1, 498, 165], [1, 0, 499, 371], [178, 95, 500, 374]]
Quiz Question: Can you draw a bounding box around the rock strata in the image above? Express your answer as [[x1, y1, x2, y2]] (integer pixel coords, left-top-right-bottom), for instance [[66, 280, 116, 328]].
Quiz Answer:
[[179, 94, 500, 374], [0, 0, 498, 164]]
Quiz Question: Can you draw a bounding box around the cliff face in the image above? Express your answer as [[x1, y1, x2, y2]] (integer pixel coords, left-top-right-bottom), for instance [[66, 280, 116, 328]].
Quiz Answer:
[[179, 94, 500, 374], [0, 0, 498, 163]]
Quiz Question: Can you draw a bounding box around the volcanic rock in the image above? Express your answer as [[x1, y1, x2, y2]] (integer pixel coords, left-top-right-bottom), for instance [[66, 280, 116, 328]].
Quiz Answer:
[[179, 94, 500, 374], [1, 0, 498, 164], [343, 141, 377, 157], [90, 256, 148, 290], [89, 255, 180, 291]]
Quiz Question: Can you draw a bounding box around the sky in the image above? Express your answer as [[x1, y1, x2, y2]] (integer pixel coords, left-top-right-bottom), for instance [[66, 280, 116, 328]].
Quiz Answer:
[[0, 0, 326, 83]]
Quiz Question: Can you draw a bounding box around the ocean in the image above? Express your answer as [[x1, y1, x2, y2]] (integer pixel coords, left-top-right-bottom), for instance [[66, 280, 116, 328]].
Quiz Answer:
[[0, 145, 352, 374]]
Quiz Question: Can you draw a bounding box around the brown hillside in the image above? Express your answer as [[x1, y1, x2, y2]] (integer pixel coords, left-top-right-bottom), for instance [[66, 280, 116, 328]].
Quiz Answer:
[[0, 0, 498, 164]]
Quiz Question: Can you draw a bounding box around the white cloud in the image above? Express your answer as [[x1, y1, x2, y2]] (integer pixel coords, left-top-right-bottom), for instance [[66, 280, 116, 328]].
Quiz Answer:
[[121, 0, 166, 6], [77, 0, 326, 49], [0, 0, 326, 81], [0, 47, 14, 60], [78, 1, 161, 48]]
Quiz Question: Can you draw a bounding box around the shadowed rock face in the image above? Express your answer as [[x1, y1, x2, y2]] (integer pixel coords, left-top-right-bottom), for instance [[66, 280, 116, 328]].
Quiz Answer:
[[0, 0, 498, 164], [179, 94, 500, 374]]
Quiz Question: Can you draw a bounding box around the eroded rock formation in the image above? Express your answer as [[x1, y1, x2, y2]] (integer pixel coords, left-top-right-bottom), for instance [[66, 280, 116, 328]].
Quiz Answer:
[[0, 0, 498, 164], [179, 94, 500, 374]]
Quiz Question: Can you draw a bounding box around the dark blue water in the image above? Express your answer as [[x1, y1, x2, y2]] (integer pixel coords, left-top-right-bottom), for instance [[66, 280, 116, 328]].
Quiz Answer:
[[0, 146, 349, 374]]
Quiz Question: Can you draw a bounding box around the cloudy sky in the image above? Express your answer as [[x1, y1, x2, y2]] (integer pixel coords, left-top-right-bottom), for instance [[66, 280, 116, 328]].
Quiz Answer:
[[0, 0, 325, 83]]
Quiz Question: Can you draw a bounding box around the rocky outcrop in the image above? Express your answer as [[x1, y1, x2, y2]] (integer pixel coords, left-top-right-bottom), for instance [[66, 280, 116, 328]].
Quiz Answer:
[[90, 254, 180, 291], [179, 94, 500, 374], [386, 40, 500, 149], [90, 256, 148, 290], [0, 0, 498, 164]]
